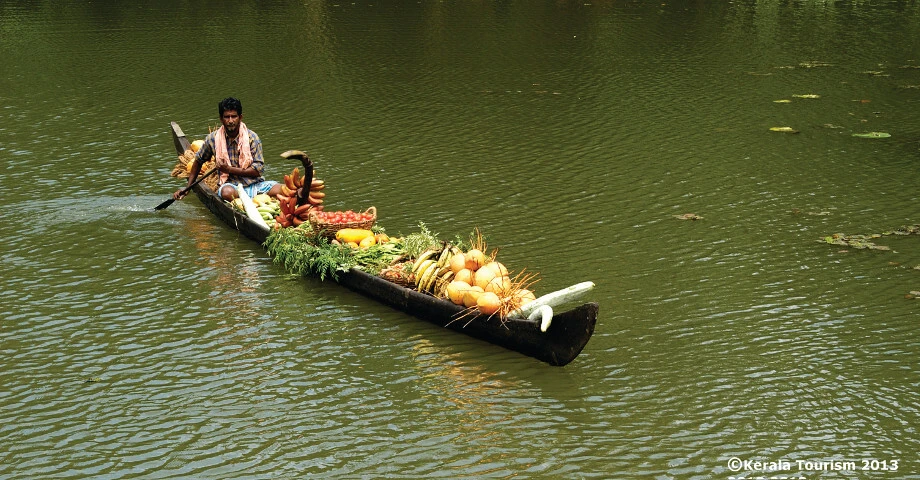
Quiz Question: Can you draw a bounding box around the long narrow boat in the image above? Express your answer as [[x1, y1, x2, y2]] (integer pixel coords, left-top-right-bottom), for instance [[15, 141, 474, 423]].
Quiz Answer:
[[168, 122, 597, 366]]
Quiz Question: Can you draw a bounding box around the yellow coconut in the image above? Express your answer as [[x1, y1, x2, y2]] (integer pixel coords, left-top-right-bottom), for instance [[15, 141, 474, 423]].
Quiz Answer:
[[482, 261, 509, 278], [190, 139, 205, 152], [511, 289, 536, 308], [484, 275, 512, 295], [454, 268, 474, 285], [446, 280, 470, 305], [477, 291, 502, 315], [473, 265, 498, 290], [464, 249, 486, 271], [462, 286, 485, 308], [449, 252, 466, 274]]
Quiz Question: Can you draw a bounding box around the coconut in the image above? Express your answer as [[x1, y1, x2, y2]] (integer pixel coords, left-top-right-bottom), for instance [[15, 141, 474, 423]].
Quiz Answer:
[[473, 265, 498, 290], [462, 286, 485, 308], [449, 252, 466, 274], [477, 291, 501, 315], [464, 249, 486, 271], [511, 289, 536, 308], [454, 268, 474, 285], [446, 280, 471, 305], [482, 261, 509, 277], [484, 275, 512, 295]]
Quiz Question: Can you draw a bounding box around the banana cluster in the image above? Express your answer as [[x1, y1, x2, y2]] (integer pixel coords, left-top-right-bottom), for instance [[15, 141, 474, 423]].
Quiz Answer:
[[280, 167, 326, 206], [412, 244, 462, 296], [276, 167, 327, 228]]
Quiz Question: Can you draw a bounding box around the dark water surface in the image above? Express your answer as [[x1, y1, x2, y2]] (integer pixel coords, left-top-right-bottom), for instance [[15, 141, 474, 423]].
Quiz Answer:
[[2, 1, 920, 478]]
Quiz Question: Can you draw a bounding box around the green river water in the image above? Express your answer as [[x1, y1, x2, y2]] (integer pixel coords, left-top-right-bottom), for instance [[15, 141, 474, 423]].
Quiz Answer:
[[2, 1, 920, 478]]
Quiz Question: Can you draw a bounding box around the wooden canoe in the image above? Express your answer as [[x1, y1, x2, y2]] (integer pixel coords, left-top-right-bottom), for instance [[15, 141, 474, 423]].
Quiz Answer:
[[168, 121, 597, 366]]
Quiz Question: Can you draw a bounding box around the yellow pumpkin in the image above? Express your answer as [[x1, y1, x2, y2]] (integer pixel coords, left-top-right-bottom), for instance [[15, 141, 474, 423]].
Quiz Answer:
[[336, 228, 375, 244]]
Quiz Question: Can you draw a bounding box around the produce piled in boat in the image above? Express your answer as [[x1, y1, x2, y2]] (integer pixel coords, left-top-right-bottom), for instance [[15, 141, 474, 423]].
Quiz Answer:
[[264, 212, 594, 329], [165, 120, 598, 365], [170, 138, 595, 329]]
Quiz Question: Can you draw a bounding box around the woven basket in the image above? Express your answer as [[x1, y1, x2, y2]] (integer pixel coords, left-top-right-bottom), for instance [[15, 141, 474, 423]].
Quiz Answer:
[[379, 261, 415, 288], [309, 206, 376, 238]]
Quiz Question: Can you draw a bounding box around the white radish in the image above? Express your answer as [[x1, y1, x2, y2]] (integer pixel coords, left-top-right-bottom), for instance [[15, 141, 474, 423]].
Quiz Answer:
[[235, 184, 270, 231], [528, 305, 554, 332], [510, 281, 595, 318]]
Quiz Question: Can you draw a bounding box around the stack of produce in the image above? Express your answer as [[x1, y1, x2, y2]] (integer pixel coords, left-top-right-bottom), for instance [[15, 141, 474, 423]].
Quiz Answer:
[[169, 139, 218, 192], [411, 243, 536, 318], [309, 208, 376, 239], [274, 167, 326, 228], [378, 260, 415, 287], [263, 218, 596, 331], [279, 167, 326, 206]]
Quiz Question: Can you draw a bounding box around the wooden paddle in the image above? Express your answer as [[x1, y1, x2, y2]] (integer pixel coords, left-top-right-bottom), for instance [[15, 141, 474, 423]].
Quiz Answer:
[[154, 167, 218, 211]]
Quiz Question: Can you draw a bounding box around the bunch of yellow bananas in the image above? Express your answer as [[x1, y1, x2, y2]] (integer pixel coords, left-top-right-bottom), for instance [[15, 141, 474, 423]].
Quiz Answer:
[[412, 244, 462, 296]]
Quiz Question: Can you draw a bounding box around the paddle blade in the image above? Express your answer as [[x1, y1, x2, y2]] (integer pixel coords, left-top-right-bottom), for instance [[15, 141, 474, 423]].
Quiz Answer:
[[154, 198, 176, 211]]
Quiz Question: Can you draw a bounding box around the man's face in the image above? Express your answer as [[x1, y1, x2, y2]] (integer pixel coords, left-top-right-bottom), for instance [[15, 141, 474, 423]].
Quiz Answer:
[[221, 109, 241, 136]]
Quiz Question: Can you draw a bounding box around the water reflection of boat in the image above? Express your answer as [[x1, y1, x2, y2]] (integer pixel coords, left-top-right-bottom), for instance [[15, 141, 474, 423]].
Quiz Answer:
[[168, 121, 597, 366]]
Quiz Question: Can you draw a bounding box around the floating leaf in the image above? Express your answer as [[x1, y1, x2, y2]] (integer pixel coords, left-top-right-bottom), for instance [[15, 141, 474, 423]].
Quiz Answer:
[[818, 224, 920, 252], [773, 99, 792, 103], [852, 132, 891, 138], [792, 94, 821, 99], [674, 213, 703, 221], [770, 126, 799, 133]]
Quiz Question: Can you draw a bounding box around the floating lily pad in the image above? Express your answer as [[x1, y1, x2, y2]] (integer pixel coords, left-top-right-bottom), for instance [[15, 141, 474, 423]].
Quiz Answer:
[[792, 94, 821, 99], [674, 213, 703, 221], [852, 132, 891, 138], [770, 126, 799, 133], [819, 224, 920, 251]]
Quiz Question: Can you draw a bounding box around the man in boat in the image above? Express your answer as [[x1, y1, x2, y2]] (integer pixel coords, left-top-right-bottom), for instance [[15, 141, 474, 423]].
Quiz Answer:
[[173, 97, 283, 202]]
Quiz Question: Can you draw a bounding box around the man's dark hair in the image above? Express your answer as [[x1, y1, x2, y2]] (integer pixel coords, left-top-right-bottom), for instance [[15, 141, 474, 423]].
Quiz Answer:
[[218, 97, 243, 116]]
